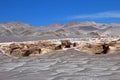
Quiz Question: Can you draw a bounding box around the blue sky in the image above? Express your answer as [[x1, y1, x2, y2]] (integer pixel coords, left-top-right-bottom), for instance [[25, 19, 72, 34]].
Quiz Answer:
[[0, 0, 120, 26]]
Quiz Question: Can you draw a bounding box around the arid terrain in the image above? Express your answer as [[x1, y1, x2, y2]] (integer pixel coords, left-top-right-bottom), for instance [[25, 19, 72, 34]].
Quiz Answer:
[[0, 22, 120, 80]]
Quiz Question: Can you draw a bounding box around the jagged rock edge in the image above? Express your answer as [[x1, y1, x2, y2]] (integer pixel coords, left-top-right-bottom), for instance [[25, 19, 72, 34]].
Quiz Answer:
[[0, 38, 120, 57]]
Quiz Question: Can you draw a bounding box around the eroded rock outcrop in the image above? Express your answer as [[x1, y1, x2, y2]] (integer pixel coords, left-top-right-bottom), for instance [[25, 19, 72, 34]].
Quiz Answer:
[[0, 38, 119, 57], [76, 42, 110, 54]]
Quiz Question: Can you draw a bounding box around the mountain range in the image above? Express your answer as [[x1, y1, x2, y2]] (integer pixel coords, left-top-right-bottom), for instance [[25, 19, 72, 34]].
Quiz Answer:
[[0, 22, 120, 42]]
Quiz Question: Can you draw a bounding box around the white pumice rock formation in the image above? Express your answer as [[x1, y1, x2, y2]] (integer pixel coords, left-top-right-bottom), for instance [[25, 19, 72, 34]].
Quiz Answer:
[[0, 38, 120, 57]]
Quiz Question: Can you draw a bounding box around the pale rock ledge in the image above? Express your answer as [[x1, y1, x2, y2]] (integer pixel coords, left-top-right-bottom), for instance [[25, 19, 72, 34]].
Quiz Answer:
[[0, 38, 120, 57]]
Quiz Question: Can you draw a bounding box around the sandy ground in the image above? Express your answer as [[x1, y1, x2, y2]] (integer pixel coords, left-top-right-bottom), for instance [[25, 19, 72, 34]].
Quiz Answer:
[[0, 49, 120, 80]]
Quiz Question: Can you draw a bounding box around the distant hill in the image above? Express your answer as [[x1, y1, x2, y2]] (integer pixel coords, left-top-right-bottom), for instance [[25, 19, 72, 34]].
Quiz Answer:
[[0, 22, 120, 42]]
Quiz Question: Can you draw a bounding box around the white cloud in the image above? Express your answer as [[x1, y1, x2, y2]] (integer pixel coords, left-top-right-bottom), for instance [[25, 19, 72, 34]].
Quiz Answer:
[[69, 11, 120, 19]]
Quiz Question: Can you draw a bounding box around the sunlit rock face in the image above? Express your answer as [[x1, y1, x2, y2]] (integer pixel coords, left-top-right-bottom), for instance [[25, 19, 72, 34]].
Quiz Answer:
[[0, 38, 119, 57]]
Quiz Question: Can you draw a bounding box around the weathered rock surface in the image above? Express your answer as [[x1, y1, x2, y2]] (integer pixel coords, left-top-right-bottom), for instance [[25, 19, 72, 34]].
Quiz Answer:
[[0, 38, 120, 57], [0, 47, 120, 80]]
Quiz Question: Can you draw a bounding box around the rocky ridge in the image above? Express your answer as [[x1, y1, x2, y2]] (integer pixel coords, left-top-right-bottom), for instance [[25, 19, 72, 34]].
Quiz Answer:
[[0, 38, 120, 57], [0, 22, 120, 42]]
